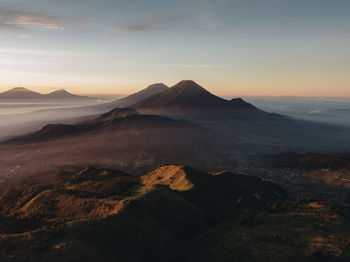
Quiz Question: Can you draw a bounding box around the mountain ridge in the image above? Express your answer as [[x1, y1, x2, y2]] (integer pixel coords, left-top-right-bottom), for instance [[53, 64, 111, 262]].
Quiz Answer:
[[3, 107, 200, 143]]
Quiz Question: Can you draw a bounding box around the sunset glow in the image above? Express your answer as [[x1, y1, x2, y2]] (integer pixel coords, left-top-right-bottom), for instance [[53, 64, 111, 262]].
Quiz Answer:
[[0, 0, 349, 96]]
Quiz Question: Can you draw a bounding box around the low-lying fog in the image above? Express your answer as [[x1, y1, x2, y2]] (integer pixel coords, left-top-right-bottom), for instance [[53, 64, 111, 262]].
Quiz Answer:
[[0, 95, 122, 140], [1, 95, 350, 140], [242, 96, 350, 127]]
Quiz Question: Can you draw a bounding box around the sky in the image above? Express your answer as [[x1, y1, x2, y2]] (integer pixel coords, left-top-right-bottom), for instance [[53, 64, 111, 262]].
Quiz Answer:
[[0, 0, 349, 96]]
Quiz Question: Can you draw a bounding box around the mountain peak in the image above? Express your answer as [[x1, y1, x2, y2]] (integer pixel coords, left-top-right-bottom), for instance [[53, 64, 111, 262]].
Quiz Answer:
[[173, 80, 208, 92], [47, 89, 71, 95], [145, 83, 168, 90], [132, 80, 231, 110], [177, 80, 200, 86], [8, 87, 33, 93], [45, 89, 82, 99], [51, 89, 69, 94]]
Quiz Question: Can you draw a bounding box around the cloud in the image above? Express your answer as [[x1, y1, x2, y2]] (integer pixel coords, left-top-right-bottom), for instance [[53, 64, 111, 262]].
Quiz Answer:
[[109, 15, 184, 34], [110, 23, 156, 34], [0, 4, 64, 33], [109, 10, 220, 34], [6, 14, 64, 30]]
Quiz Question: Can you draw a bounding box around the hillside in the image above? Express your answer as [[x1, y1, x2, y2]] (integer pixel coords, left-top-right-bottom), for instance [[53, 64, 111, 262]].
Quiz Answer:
[[0, 164, 349, 262], [256, 153, 350, 189], [0, 108, 226, 177], [0, 165, 288, 262], [5, 108, 199, 142]]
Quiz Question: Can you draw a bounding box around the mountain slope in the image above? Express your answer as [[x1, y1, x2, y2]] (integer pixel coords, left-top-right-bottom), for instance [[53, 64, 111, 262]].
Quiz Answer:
[[5, 108, 198, 142], [141, 165, 287, 213], [0, 108, 225, 176]]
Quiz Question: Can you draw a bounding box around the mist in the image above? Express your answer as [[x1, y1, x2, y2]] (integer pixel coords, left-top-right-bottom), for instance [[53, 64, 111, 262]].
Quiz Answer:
[[241, 96, 350, 127], [0, 98, 119, 139]]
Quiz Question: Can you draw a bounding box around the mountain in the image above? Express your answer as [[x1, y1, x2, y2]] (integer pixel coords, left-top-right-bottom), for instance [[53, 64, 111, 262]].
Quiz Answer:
[[131, 80, 261, 114], [0, 165, 287, 262], [89, 83, 169, 112], [0, 87, 97, 102], [129, 80, 350, 155], [0, 87, 43, 100], [44, 89, 95, 100]]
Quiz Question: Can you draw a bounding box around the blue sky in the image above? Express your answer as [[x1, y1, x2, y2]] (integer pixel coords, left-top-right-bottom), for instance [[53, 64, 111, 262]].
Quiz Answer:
[[0, 0, 349, 96]]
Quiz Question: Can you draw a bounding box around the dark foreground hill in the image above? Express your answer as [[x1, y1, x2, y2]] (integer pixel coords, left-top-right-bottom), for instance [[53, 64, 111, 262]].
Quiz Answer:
[[0, 164, 349, 262], [0, 165, 287, 262]]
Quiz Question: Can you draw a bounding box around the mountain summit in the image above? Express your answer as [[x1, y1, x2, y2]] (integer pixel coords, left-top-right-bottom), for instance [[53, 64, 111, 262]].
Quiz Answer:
[[132, 80, 258, 112]]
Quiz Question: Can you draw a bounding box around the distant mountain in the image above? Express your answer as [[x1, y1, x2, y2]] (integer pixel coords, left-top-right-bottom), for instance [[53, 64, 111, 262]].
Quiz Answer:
[[44, 89, 94, 100], [131, 80, 260, 114], [91, 83, 169, 112], [0, 87, 43, 100], [0, 87, 97, 102]]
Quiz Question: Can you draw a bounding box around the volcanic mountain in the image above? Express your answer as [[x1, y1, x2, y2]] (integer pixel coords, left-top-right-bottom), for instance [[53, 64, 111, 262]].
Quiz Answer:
[[0, 87, 43, 100], [131, 80, 262, 114], [91, 83, 169, 112], [44, 89, 95, 101], [0, 87, 97, 102]]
